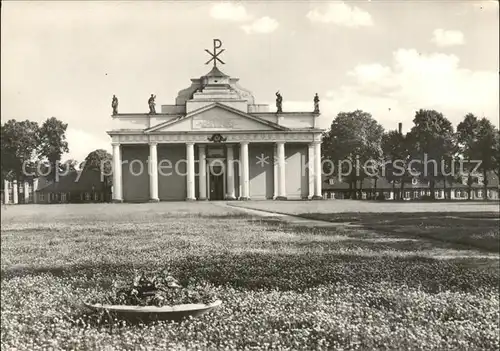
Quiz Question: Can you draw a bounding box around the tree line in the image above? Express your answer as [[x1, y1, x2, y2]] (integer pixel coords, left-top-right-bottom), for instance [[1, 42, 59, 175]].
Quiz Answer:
[[1, 118, 112, 191], [321, 109, 500, 200]]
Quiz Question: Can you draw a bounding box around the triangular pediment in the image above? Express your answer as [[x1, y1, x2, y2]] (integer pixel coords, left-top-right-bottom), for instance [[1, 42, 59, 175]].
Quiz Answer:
[[145, 103, 287, 133]]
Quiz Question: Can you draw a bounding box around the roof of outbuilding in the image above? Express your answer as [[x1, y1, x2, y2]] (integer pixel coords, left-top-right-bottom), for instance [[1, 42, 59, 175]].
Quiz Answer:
[[36, 169, 105, 193]]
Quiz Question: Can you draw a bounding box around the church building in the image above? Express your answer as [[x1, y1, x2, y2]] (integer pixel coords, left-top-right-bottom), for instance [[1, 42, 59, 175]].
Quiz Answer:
[[108, 40, 324, 202]]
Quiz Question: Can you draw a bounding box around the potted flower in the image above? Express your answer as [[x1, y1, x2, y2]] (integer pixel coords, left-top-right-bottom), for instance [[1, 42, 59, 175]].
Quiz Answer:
[[84, 270, 221, 321]]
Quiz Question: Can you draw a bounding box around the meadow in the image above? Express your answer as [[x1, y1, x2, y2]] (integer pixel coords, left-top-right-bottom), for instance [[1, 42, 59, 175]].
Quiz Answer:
[[1, 201, 499, 350]]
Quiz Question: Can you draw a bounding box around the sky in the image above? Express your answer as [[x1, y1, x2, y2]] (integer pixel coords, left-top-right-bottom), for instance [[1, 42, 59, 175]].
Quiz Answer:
[[1, 0, 499, 162]]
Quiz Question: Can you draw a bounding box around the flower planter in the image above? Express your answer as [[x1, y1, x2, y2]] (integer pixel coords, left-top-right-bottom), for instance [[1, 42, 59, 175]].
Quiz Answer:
[[84, 299, 222, 321]]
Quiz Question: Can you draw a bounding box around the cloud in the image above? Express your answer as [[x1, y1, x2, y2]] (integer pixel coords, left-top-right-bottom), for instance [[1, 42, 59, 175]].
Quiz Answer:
[[346, 49, 497, 126], [347, 63, 396, 90], [241, 17, 279, 34], [306, 2, 373, 27], [210, 2, 251, 22], [209, 3, 278, 34], [281, 49, 499, 131], [431, 29, 465, 47]]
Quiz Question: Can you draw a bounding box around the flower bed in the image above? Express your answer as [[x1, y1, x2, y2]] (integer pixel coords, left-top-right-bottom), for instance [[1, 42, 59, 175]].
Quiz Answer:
[[85, 271, 220, 320], [104, 271, 217, 306]]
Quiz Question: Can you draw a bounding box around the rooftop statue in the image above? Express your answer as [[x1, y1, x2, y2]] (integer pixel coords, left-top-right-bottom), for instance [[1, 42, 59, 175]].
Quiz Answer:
[[276, 91, 283, 113], [111, 95, 118, 115], [314, 93, 320, 113], [148, 94, 156, 114]]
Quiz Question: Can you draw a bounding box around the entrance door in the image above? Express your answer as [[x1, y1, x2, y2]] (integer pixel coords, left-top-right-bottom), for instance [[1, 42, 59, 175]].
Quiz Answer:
[[209, 165, 224, 200]]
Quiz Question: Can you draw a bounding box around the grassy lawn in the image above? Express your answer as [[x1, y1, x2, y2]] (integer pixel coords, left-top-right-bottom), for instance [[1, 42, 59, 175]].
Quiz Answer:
[[1, 202, 499, 350], [229, 199, 500, 214], [231, 200, 500, 252]]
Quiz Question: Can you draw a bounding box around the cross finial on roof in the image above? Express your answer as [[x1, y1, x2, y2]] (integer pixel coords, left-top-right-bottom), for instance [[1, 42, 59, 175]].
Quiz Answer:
[[205, 39, 225, 67]]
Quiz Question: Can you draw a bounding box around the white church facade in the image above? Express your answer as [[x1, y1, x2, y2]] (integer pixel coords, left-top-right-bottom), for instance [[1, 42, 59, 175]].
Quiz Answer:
[[108, 40, 324, 202]]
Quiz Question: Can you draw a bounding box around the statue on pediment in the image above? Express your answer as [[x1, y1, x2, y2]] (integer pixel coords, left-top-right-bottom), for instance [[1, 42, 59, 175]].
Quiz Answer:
[[148, 94, 156, 114], [111, 95, 118, 115], [276, 91, 283, 113], [314, 93, 320, 113]]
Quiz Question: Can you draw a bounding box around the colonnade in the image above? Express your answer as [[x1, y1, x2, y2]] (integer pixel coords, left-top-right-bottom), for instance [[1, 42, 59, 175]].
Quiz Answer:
[[111, 141, 323, 202]]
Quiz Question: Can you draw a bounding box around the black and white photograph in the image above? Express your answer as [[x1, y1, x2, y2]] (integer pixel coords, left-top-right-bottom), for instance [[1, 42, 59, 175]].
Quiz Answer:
[[1, 1, 499, 349]]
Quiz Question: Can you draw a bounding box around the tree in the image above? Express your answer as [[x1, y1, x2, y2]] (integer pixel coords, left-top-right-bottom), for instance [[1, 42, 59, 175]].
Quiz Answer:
[[83, 149, 113, 201], [475, 118, 499, 199], [457, 114, 481, 200], [83, 149, 112, 174], [61, 159, 79, 173], [381, 130, 412, 200], [457, 114, 499, 200], [442, 154, 463, 200], [322, 110, 384, 199], [406, 109, 456, 200], [494, 130, 500, 178], [1, 120, 40, 184], [365, 159, 384, 199], [38, 117, 69, 181]]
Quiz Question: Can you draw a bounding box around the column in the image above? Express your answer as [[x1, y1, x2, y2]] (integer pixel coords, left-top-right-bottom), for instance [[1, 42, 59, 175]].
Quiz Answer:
[[239, 141, 249, 200], [276, 141, 287, 200], [313, 141, 323, 199], [226, 145, 236, 200], [186, 143, 196, 200], [3, 180, 9, 204], [308, 143, 315, 199], [33, 179, 38, 204], [149, 142, 159, 202], [24, 181, 30, 203], [112, 142, 123, 202], [238, 145, 242, 198], [198, 145, 207, 200], [273, 145, 278, 199], [12, 180, 18, 204]]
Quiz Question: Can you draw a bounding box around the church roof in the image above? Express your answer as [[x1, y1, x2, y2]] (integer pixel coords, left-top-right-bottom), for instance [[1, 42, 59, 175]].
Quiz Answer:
[[203, 66, 229, 78]]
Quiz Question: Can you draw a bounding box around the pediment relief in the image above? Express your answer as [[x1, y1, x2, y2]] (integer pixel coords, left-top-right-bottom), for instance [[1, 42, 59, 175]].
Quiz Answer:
[[191, 106, 275, 131], [146, 103, 286, 133]]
